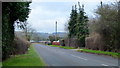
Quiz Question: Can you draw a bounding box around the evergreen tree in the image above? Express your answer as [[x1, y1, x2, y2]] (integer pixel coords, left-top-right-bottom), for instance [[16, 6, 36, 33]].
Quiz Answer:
[[76, 2, 88, 47], [2, 2, 31, 60], [67, 2, 88, 47], [68, 5, 78, 38]]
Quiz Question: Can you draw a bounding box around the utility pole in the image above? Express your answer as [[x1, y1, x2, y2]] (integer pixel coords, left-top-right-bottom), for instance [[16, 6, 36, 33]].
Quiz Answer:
[[55, 21, 57, 41], [100, 1, 103, 8]]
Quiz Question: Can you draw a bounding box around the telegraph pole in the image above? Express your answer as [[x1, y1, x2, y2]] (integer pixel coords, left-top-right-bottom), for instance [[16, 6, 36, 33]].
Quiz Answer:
[[55, 21, 57, 41], [100, 1, 103, 8]]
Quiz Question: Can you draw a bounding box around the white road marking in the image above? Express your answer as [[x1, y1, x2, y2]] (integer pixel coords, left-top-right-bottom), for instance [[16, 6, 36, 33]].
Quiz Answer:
[[101, 64, 109, 66], [71, 55, 88, 60]]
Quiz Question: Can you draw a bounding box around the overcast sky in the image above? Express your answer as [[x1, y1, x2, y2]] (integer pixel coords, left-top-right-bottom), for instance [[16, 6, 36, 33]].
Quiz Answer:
[[16, 0, 115, 33]]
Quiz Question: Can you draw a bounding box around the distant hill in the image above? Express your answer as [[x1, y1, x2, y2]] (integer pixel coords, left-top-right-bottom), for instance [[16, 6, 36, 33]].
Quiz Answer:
[[52, 32, 68, 38], [37, 32, 68, 39], [15, 31, 68, 40]]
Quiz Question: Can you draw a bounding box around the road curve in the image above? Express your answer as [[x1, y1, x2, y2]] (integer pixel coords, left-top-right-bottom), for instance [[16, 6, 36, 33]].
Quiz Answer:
[[33, 43, 118, 67]]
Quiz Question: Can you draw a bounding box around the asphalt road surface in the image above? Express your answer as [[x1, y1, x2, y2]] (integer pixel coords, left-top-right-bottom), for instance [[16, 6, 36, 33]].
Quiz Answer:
[[33, 43, 119, 68]]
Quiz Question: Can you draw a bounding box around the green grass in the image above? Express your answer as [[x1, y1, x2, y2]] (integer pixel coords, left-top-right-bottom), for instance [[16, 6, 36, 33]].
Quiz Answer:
[[48, 45, 76, 49], [77, 49, 120, 58], [2, 45, 46, 66], [0, 62, 2, 67], [48, 45, 61, 47], [59, 46, 76, 49]]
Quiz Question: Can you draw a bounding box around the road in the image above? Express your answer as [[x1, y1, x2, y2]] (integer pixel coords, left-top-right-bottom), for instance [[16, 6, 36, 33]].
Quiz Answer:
[[33, 43, 119, 67]]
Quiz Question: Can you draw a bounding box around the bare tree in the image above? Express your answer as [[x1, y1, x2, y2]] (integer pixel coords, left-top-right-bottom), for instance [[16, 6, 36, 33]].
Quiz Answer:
[[23, 22, 35, 41]]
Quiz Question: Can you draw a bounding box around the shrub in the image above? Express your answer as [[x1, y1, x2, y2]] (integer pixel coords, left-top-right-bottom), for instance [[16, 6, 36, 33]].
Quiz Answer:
[[63, 38, 80, 48], [85, 32, 105, 51], [59, 39, 65, 46], [48, 42, 52, 45], [12, 37, 31, 55]]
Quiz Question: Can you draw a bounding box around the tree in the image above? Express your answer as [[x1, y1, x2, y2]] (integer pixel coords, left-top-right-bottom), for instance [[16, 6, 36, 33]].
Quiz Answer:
[[76, 2, 89, 47], [89, 1, 120, 52], [67, 2, 88, 47], [2, 2, 31, 60], [68, 5, 78, 38], [49, 35, 56, 44], [22, 22, 35, 41]]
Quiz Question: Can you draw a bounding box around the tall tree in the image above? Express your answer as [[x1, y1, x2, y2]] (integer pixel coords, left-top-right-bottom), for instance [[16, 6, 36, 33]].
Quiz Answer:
[[76, 2, 88, 47], [68, 5, 78, 38], [2, 2, 31, 60], [67, 2, 88, 47], [91, 1, 119, 52]]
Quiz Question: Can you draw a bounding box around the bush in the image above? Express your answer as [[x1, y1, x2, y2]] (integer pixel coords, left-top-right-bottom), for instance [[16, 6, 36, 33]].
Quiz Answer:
[[48, 42, 52, 45], [12, 37, 31, 55], [59, 39, 65, 46], [64, 38, 80, 48], [85, 32, 105, 51]]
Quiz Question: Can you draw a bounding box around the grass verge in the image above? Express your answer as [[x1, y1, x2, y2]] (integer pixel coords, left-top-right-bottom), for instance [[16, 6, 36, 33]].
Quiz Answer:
[[48, 45, 76, 49], [0, 62, 2, 67], [2, 45, 46, 66], [77, 49, 120, 58]]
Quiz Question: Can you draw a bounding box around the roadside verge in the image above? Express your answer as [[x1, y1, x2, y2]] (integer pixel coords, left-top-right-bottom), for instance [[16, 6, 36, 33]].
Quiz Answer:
[[2, 44, 46, 66]]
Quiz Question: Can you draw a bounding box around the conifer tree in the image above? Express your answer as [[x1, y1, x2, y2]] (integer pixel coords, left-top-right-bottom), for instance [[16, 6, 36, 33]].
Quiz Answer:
[[68, 5, 78, 38], [76, 2, 88, 47]]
